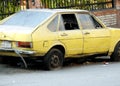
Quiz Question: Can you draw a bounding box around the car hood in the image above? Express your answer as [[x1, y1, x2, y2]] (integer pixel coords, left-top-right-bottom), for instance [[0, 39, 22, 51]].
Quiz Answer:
[[0, 25, 33, 41]]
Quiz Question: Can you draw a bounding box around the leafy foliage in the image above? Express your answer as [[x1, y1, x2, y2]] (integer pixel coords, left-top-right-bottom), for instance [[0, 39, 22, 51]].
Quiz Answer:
[[41, 0, 113, 10], [0, 0, 20, 20]]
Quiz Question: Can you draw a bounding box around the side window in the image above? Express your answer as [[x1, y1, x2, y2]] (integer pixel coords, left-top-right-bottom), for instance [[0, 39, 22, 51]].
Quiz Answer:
[[78, 14, 103, 29], [60, 14, 79, 30], [48, 16, 58, 32]]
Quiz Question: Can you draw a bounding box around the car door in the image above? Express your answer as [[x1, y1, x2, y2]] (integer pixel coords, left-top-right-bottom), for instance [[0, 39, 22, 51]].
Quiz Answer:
[[57, 14, 83, 56], [77, 13, 110, 54]]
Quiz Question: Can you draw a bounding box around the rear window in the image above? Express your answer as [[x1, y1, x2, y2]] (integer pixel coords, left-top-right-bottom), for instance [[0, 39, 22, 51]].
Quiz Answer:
[[2, 11, 53, 28]]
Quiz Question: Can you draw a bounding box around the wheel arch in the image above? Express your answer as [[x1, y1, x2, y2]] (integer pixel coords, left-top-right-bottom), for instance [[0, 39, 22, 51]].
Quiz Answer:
[[110, 40, 120, 61], [114, 41, 120, 49], [43, 45, 65, 70], [49, 45, 65, 56], [109, 40, 120, 55]]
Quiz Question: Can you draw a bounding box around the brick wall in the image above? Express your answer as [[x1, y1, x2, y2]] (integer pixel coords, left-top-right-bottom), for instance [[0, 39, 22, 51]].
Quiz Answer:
[[92, 0, 120, 28], [92, 9, 118, 27], [117, 10, 120, 28]]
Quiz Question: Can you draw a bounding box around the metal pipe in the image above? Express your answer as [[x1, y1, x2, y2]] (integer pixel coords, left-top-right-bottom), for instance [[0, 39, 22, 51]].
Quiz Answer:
[[14, 50, 28, 68]]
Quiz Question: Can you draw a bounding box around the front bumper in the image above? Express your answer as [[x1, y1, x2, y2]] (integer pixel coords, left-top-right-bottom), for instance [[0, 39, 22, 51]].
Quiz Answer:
[[0, 48, 35, 55]]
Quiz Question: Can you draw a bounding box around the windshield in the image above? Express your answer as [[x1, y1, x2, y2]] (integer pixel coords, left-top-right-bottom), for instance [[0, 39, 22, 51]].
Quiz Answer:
[[2, 10, 53, 28]]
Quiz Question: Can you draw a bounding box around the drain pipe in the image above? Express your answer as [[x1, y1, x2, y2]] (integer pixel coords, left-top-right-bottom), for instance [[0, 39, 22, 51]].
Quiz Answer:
[[14, 50, 28, 68]]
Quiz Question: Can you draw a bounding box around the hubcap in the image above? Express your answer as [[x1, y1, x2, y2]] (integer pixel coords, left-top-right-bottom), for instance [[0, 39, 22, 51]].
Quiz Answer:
[[50, 55, 60, 68], [118, 47, 120, 57]]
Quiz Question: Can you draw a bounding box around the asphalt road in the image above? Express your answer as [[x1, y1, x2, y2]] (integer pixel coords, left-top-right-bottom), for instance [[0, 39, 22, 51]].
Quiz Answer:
[[0, 57, 120, 86]]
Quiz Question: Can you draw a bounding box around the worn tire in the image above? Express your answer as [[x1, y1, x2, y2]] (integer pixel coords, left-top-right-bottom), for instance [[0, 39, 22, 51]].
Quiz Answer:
[[110, 42, 120, 61], [43, 48, 64, 70]]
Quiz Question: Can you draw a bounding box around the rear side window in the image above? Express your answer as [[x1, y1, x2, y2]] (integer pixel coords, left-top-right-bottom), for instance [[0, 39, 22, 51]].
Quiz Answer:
[[48, 16, 58, 32]]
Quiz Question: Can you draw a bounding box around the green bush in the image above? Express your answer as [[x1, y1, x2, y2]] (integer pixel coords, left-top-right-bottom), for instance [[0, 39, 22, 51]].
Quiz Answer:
[[41, 0, 113, 10], [0, 0, 20, 20]]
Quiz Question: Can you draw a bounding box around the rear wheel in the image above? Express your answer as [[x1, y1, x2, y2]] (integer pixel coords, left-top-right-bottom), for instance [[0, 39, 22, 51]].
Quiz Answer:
[[110, 42, 120, 61], [43, 48, 64, 70]]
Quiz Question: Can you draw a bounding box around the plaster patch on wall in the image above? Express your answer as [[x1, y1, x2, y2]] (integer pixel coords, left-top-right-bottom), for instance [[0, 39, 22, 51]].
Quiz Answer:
[[97, 14, 117, 26]]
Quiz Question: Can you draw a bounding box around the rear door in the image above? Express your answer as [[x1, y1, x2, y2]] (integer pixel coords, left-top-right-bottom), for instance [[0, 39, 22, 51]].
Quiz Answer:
[[57, 14, 83, 56]]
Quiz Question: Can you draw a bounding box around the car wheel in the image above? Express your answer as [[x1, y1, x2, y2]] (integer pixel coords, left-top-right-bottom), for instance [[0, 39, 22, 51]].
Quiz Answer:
[[110, 42, 120, 61], [44, 48, 64, 70]]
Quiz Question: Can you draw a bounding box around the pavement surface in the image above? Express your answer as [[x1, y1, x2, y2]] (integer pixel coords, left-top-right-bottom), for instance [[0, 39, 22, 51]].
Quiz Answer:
[[0, 57, 120, 86]]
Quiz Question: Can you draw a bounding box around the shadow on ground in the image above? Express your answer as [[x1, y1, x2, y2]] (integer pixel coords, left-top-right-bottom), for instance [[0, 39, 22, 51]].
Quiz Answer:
[[0, 56, 111, 71]]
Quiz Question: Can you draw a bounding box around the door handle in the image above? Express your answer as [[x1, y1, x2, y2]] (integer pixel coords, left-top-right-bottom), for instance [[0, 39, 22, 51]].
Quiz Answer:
[[61, 33, 68, 36], [84, 32, 90, 35]]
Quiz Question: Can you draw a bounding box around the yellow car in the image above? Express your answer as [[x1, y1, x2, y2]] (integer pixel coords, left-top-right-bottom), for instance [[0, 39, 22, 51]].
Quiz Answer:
[[0, 9, 120, 70]]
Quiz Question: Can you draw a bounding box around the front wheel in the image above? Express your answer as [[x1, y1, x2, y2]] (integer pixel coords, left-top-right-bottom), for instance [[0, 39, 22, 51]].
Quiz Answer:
[[43, 48, 64, 70], [110, 42, 120, 61]]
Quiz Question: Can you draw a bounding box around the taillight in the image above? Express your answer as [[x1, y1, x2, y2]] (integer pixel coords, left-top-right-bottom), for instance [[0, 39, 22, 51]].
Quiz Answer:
[[17, 41, 32, 48]]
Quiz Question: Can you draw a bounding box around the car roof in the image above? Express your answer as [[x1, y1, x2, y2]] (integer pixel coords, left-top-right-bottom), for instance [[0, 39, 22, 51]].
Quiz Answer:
[[26, 9, 89, 13]]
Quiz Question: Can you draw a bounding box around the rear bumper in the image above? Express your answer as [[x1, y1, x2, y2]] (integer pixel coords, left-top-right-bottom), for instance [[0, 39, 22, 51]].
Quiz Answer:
[[0, 48, 36, 68], [0, 48, 35, 55]]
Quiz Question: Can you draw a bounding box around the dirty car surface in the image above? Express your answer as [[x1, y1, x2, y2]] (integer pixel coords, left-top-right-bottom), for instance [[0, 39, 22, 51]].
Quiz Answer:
[[0, 9, 120, 70]]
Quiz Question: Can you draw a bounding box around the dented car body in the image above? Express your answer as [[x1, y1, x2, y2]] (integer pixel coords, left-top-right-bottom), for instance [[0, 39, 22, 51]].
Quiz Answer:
[[0, 9, 120, 70]]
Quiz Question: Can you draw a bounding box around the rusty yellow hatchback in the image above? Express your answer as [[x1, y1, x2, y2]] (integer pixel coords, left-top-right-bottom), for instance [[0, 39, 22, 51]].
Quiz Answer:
[[0, 9, 120, 70]]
